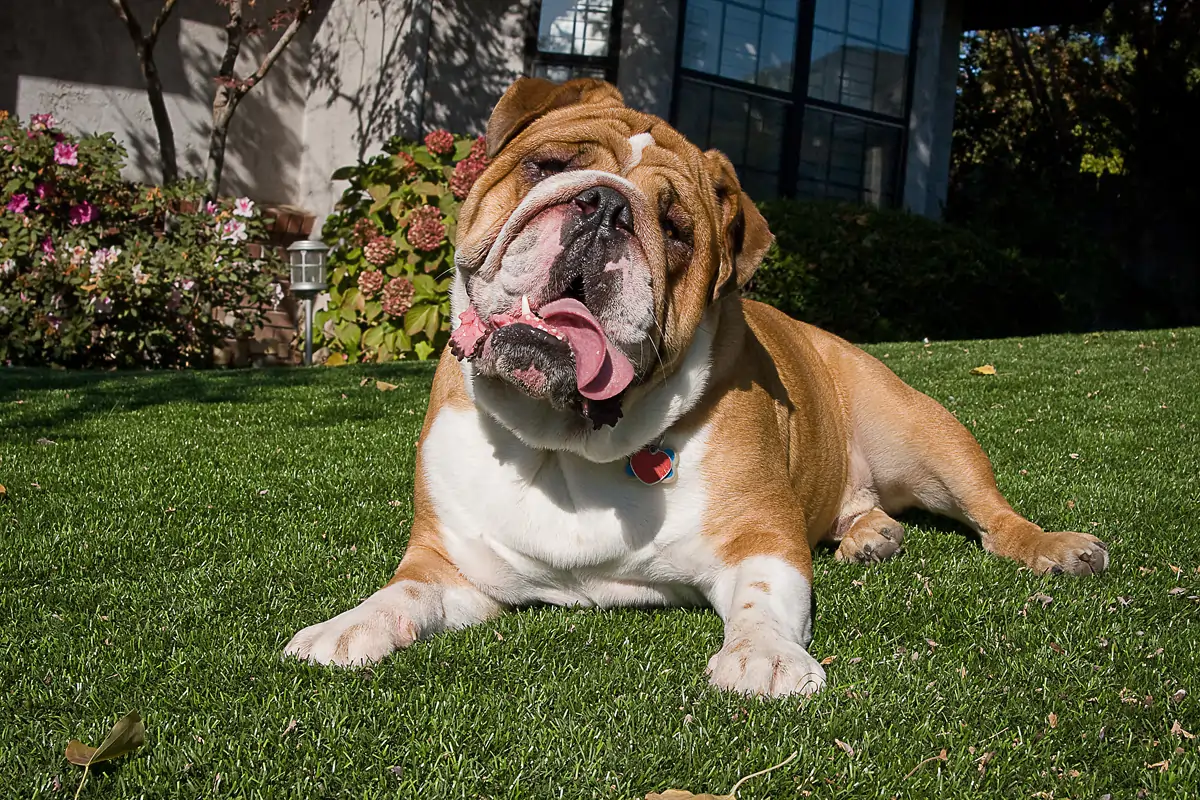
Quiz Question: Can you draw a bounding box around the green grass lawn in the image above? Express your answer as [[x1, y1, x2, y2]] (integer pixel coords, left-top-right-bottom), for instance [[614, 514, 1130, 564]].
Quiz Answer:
[[2, 328, 1198, 799]]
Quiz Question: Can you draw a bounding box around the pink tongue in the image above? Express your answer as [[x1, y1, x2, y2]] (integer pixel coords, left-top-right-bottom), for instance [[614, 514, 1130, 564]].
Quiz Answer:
[[538, 298, 634, 401]]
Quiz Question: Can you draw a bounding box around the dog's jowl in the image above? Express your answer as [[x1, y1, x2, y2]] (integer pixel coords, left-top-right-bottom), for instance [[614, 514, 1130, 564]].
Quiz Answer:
[[285, 78, 1108, 697]]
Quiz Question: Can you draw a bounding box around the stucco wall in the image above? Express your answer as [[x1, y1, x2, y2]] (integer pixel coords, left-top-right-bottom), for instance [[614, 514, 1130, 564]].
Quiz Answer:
[[299, 0, 432, 221], [0, 0, 311, 205], [902, 0, 963, 217]]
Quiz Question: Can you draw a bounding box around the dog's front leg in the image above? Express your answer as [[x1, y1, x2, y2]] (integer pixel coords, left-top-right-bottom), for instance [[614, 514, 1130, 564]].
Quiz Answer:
[[284, 544, 503, 667], [705, 554, 826, 697]]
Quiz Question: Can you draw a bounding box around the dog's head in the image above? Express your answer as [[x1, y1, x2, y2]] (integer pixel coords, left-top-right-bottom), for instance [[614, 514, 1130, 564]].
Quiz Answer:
[[451, 78, 772, 454]]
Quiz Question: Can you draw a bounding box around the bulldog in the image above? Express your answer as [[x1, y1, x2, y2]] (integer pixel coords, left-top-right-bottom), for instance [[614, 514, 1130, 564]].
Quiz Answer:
[[285, 78, 1109, 696]]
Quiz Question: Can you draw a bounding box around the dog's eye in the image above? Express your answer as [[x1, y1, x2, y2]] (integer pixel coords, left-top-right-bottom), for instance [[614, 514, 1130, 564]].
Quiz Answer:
[[661, 213, 692, 247], [527, 158, 570, 182], [663, 218, 680, 240]]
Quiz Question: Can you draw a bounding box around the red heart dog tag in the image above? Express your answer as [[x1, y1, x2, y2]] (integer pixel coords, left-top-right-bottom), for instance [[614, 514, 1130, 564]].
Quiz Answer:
[[627, 446, 676, 485]]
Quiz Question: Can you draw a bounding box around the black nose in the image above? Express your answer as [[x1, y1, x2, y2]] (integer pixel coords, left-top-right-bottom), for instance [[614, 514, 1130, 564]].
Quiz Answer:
[[573, 186, 634, 234]]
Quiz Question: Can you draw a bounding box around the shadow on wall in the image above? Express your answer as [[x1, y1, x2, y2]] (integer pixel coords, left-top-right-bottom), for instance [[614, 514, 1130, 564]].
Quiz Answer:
[[419, 0, 530, 136], [0, 0, 310, 204], [308, 0, 427, 158]]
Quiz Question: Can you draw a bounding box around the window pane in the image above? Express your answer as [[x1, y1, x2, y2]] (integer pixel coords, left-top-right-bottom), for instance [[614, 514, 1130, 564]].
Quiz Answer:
[[674, 79, 714, 146], [808, 0, 913, 118], [532, 62, 607, 82], [797, 107, 900, 206], [681, 0, 798, 90], [674, 78, 785, 199], [538, 0, 614, 57]]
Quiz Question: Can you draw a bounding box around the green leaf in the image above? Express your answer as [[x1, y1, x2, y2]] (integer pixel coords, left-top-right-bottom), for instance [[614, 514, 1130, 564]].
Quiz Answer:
[[403, 304, 435, 337], [423, 307, 441, 340], [412, 151, 439, 170], [411, 274, 438, 298], [414, 340, 436, 360], [364, 300, 382, 322], [331, 165, 356, 180], [438, 193, 459, 215], [389, 198, 407, 220], [335, 320, 362, 347], [367, 184, 391, 213], [411, 181, 443, 196], [362, 325, 385, 349], [453, 139, 473, 160]]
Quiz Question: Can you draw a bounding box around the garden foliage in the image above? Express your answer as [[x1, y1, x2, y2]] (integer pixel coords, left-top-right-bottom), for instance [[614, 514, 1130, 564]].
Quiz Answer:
[[318, 130, 488, 364], [0, 112, 280, 368]]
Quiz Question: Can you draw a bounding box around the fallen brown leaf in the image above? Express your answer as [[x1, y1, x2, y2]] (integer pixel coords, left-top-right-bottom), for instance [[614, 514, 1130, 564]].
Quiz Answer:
[[65, 711, 145, 798], [1146, 759, 1170, 773], [834, 739, 855, 757], [1171, 720, 1195, 740], [970, 364, 997, 376], [976, 751, 995, 775], [359, 377, 371, 386], [281, 719, 298, 738], [1171, 689, 1188, 703], [1048, 712, 1059, 729], [1049, 642, 1065, 655], [376, 380, 398, 391], [820, 655, 836, 666], [1030, 592, 1053, 607]]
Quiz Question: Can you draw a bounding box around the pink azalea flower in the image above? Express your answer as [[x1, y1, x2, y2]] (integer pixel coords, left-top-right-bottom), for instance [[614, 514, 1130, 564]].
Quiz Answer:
[[220, 219, 248, 244], [30, 113, 57, 131], [6, 194, 29, 214], [69, 201, 97, 226], [204, 201, 219, 215], [40, 236, 56, 261], [233, 197, 255, 217], [53, 142, 78, 166], [35, 182, 55, 201]]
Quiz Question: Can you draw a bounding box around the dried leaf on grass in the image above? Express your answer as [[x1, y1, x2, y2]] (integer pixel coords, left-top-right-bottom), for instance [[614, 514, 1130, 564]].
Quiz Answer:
[[1048, 712, 1059, 729], [970, 365, 997, 376], [375, 380, 398, 391], [1171, 720, 1195, 740], [645, 751, 797, 799], [834, 739, 855, 757], [65, 711, 144, 799]]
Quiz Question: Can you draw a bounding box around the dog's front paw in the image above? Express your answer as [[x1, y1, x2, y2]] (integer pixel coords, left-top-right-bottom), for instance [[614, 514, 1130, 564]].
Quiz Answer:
[[284, 599, 418, 667], [1028, 531, 1109, 576], [706, 636, 827, 697]]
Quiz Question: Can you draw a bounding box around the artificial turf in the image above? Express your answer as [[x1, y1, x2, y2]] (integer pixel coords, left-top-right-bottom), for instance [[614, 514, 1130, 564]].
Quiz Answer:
[[1, 328, 1197, 799]]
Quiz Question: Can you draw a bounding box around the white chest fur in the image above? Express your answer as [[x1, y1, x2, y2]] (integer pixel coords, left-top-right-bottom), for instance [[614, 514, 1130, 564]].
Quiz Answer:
[[421, 407, 715, 608]]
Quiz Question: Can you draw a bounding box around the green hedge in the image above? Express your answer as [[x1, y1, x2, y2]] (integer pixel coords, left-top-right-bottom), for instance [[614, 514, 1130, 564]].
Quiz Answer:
[[746, 200, 1065, 343]]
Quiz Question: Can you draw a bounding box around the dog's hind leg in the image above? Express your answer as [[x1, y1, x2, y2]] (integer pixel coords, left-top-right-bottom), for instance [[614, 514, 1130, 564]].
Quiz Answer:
[[841, 349, 1108, 576]]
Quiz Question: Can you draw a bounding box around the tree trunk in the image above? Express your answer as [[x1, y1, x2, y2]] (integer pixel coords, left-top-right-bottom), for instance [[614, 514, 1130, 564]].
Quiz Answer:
[[140, 43, 179, 185], [206, 93, 240, 199]]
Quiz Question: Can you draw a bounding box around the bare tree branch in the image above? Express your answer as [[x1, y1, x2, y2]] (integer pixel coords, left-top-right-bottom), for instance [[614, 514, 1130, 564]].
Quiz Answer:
[[147, 0, 180, 48], [240, 0, 316, 93], [106, 0, 180, 184]]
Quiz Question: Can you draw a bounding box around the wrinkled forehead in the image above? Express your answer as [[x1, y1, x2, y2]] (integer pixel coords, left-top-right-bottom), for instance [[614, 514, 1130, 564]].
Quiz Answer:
[[510, 107, 716, 207]]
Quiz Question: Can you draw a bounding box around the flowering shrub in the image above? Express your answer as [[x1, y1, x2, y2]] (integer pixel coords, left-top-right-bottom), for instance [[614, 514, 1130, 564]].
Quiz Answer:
[[0, 112, 280, 367], [318, 130, 489, 363]]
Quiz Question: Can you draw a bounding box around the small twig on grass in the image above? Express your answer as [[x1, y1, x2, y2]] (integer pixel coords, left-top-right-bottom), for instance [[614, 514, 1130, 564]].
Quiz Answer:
[[904, 748, 948, 779], [728, 751, 798, 797]]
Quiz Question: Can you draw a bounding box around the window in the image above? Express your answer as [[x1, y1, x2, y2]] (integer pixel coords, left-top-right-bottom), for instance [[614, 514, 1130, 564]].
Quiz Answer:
[[528, 0, 623, 82], [674, 0, 915, 206]]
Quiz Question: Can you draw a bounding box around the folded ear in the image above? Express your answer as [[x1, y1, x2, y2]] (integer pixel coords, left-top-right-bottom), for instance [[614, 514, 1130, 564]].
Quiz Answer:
[[704, 150, 774, 301], [485, 78, 625, 159]]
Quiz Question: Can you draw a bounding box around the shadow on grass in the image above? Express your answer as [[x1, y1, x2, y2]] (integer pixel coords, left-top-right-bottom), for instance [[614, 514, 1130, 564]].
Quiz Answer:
[[0, 364, 437, 434]]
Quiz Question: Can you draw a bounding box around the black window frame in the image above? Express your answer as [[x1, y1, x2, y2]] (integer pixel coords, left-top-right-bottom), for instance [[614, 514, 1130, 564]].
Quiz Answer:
[[525, 0, 626, 83], [670, 0, 922, 206]]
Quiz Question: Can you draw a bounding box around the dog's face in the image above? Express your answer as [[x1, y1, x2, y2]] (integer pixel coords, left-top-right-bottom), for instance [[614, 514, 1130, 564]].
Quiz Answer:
[[451, 78, 772, 434]]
